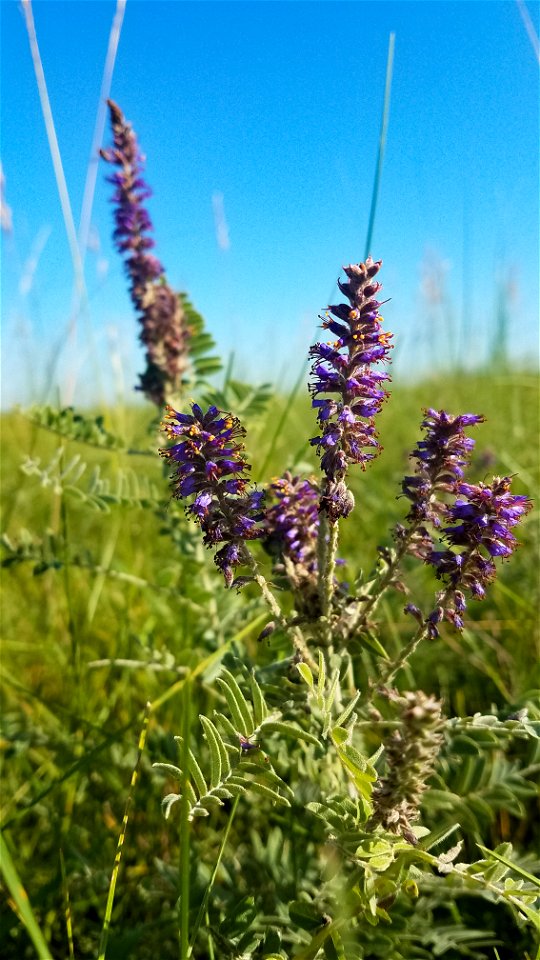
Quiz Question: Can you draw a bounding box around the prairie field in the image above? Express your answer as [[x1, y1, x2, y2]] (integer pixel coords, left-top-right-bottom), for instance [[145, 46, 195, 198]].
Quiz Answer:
[[2, 2, 539, 956], [1, 368, 539, 959]]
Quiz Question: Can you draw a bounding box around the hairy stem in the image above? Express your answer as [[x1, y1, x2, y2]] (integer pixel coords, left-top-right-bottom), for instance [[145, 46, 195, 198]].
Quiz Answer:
[[244, 550, 318, 671], [378, 584, 454, 687], [320, 519, 339, 621]]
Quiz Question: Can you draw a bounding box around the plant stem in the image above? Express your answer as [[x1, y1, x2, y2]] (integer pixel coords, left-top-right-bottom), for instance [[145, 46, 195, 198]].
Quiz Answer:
[[189, 795, 240, 952], [378, 585, 454, 687], [98, 701, 151, 960], [318, 511, 339, 648], [244, 551, 318, 670], [377, 623, 425, 687], [321, 519, 339, 621], [179, 681, 191, 960]]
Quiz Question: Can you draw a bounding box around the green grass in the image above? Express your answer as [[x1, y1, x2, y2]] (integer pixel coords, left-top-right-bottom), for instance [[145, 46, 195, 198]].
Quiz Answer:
[[1, 368, 538, 958]]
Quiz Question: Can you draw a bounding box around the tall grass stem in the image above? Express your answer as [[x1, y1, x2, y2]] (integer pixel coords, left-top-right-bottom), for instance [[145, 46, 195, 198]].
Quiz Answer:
[[21, 0, 87, 309], [97, 701, 151, 960], [59, 849, 75, 960], [0, 832, 51, 959], [78, 0, 126, 259], [364, 32, 395, 259], [258, 360, 309, 480], [189, 796, 240, 953], [179, 681, 191, 960]]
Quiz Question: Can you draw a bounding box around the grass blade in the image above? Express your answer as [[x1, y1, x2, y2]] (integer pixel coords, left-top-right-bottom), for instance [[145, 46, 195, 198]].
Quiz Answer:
[[97, 701, 151, 960], [364, 31, 395, 259], [477, 843, 540, 888], [0, 832, 51, 959], [78, 0, 126, 259], [189, 795, 240, 952], [257, 361, 309, 479], [60, 848, 75, 960]]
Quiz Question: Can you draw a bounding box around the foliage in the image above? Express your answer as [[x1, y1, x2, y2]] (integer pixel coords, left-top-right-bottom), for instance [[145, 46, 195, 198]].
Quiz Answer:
[[1, 94, 539, 960], [2, 367, 538, 959]]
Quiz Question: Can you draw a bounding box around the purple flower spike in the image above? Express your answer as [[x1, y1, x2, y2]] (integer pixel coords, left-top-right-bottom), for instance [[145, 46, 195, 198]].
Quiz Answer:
[[309, 257, 393, 519], [399, 409, 485, 558], [160, 404, 265, 586], [101, 100, 190, 406], [263, 472, 347, 615], [428, 475, 532, 629], [264, 473, 320, 573]]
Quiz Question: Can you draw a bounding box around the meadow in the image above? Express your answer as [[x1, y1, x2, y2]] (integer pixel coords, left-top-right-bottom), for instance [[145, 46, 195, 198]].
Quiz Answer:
[[1, 364, 539, 959], [2, 8, 539, 954]]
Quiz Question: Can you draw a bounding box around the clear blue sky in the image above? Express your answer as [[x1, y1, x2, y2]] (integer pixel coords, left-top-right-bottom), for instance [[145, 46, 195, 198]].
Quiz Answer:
[[1, 0, 538, 406]]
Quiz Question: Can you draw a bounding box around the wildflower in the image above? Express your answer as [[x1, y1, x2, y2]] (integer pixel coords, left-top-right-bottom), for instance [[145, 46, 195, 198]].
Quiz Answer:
[[402, 410, 485, 525], [264, 473, 320, 573], [160, 403, 265, 586], [370, 690, 444, 844], [428, 475, 532, 630], [396, 409, 485, 560], [309, 257, 393, 520], [101, 99, 190, 406], [263, 472, 346, 614]]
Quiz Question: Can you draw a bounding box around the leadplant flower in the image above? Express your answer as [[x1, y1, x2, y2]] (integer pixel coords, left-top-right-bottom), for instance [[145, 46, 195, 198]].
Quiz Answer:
[[309, 257, 393, 521], [264, 472, 319, 572], [428, 475, 532, 629], [263, 472, 322, 615], [395, 409, 485, 561], [160, 403, 265, 586], [101, 99, 190, 406]]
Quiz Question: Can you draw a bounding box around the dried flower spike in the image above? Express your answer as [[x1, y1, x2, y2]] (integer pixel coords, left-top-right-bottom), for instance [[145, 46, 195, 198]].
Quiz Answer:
[[309, 257, 393, 520], [160, 403, 265, 586], [101, 99, 190, 406], [370, 690, 444, 844]]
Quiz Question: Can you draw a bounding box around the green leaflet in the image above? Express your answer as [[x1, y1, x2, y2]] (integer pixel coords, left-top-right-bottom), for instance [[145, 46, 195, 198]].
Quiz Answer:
[[246, 779, 291, 807], [199, 715, 223, 788], [216, 669, 254, 736], [250, 671, 269, 726], [262, 720, 321, 747]]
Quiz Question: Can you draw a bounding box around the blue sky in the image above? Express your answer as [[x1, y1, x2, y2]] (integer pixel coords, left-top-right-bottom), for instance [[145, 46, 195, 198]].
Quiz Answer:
[[1, 0, 538, 407]]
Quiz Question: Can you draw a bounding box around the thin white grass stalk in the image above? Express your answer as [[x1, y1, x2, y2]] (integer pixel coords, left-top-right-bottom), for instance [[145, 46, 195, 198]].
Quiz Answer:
[[22, 0, 91, 403], [78, 0, 127, 258], [59, 849, 75, 960], [97, 701, 151, 960], [21, 0, 86, 303], [516, 0, 540, 63], [72, 0, 126, 406]]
